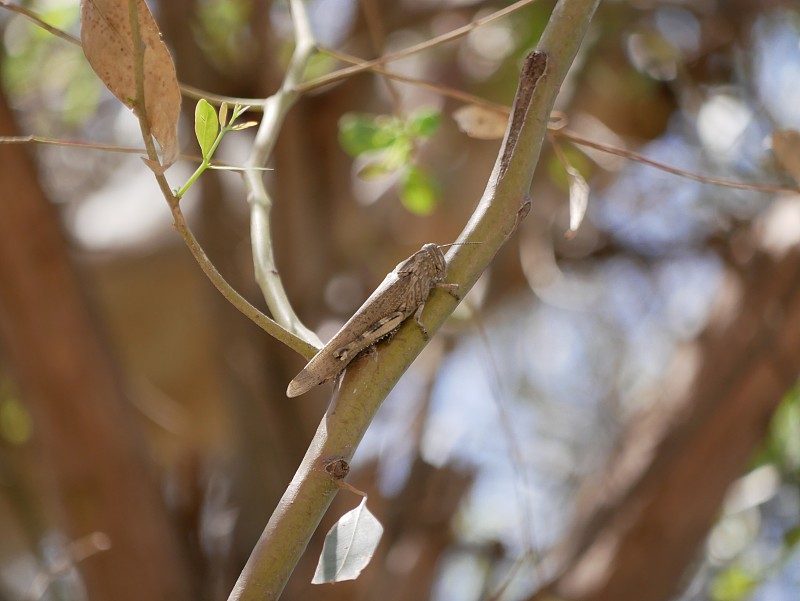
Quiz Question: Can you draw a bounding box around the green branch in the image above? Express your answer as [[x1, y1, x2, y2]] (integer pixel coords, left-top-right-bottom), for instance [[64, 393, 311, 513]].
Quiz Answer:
[[226, 1, 602, 599]]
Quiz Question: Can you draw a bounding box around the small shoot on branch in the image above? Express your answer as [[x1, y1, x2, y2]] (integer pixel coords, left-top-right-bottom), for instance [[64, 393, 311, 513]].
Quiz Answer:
[[175, 99, 260, 199]]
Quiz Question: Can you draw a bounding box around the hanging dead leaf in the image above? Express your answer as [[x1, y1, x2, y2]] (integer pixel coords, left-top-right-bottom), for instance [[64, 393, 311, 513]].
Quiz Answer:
[[81, 0, 181, 166], [453, 105, 508, 140], [565, 166, 590, 239], [771, 129, 800, 185], [551, 138, 591, 239]]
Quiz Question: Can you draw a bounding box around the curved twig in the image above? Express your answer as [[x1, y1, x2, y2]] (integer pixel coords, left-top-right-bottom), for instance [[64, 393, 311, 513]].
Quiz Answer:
[[241, 0, 323, 348]]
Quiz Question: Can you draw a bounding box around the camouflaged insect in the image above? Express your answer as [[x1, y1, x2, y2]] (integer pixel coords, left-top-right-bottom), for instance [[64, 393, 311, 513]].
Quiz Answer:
[[286, 243, 460, 397]]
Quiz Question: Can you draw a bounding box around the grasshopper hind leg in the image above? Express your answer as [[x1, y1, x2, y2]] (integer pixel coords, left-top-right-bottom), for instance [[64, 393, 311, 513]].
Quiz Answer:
[[333, 311, 406, 362]]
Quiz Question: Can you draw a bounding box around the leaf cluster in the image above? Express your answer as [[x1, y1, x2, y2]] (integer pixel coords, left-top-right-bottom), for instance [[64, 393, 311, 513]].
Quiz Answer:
[[338, 108, 442, 215]]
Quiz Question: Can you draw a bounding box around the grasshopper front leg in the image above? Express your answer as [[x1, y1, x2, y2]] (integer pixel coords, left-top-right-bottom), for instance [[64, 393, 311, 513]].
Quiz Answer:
[[412, 282, 462, 338]]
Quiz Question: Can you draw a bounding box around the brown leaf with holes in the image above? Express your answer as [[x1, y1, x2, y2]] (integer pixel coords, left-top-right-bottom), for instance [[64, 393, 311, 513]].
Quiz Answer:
[[81, 0, 181, 166]]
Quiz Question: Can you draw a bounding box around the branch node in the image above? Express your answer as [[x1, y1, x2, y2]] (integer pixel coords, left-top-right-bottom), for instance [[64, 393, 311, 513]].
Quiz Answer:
[[323, 458, 350, 481]]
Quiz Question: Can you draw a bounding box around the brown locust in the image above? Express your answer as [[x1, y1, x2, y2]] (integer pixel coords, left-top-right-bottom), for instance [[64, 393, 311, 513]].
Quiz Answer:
[[286, 243, 465, 398]]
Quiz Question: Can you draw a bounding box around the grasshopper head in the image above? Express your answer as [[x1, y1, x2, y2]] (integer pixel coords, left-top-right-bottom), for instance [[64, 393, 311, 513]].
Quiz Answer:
[[422, 243, 447, 281]]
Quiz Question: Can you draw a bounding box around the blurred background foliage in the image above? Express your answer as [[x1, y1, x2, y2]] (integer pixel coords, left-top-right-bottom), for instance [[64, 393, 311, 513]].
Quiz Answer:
[[1, 1, 800, 600]]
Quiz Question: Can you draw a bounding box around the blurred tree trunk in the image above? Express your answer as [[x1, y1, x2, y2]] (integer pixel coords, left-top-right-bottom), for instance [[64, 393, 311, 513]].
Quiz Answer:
[[0, 90, 192, 601], [534, 242, 799, 601]]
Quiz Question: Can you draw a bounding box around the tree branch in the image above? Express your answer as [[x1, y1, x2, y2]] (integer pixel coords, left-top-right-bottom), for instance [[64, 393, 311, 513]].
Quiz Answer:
[[227, 1, 601, 599]]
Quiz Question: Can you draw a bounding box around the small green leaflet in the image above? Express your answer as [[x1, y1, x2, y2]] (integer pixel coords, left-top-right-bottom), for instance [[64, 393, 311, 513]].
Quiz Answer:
[[312, 497, 383, 584], [195, 99, 218, 160], [406, 108, 441, 138], [176, 101, 262, 198], [338, 109, 442, 215], [338, 113, 399, 157], [338, 109, 441, 158], [400, 166, 438, 215], [218, 102, 229, 127]]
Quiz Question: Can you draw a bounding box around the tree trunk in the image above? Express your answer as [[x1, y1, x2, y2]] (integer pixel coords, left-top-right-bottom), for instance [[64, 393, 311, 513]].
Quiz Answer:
[[0, 90, 192, 601]]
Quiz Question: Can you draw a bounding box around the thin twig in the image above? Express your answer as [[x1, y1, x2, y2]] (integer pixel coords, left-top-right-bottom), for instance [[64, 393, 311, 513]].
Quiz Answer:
[[4, 0, 316, 356], [358, 0, 403, 114], [242, 0, 323, 348], [125, 0, 317, 360], [0, 135, 145, 153], [554, 129, 800, 195], [294, 0, 542, 94], [0, 135, 217, 165], [336, 480, 369, 497], [180, 83, 267, 107], [169, 207, 318, 359], [320, 46, 510, 114], [0, 0, 81, 45], [0, 0, 538, 105], [323, 47, 797, 196], [0, 3, 267, 111]]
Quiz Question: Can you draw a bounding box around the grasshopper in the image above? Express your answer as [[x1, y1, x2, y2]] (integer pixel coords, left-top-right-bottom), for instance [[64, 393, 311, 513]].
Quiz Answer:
[[286, 243, 469, 398]]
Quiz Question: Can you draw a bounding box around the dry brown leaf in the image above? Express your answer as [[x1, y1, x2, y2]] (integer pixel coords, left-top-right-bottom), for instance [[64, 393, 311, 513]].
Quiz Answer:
[[771, 129, 800, 185], [81, 0, 181, 165], [453, 105, 508, 140]]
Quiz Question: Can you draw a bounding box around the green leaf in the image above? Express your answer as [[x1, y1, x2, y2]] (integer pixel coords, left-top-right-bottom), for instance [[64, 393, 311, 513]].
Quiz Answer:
[[312, 498, 383, 584], [384, 136, 414, 169], [407, 108, 441, 138], [339, 113, 399, 157], [195, 99, 219, 160], [400, 167, 439, 215]]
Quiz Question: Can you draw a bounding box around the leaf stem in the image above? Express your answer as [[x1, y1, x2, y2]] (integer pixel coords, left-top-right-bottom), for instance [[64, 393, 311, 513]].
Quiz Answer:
[[175, 161, 208, 199]]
